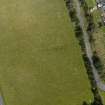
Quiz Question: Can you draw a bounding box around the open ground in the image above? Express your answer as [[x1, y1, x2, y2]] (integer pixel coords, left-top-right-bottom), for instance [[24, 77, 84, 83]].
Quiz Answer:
[[0, 0, 93, 105]]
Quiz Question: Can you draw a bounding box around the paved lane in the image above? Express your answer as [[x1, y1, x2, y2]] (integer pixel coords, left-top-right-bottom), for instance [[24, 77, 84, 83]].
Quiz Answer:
[[75, 0, 105, 91], [0, 96, 4, 105]]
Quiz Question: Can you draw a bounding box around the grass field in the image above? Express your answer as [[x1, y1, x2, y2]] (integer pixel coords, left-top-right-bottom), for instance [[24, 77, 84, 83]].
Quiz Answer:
[[100, 91, 105, 104], [0, 0, 93, 105], [86, 0, 96, 7]]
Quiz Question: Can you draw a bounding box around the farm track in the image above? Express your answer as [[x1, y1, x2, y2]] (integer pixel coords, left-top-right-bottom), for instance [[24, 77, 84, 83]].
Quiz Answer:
[[75, 0, 105, 91]]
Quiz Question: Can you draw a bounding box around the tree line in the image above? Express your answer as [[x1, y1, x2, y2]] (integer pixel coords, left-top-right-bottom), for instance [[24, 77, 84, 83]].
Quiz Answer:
[[65, 0, 103, 105], [79, 0, 105, 82]]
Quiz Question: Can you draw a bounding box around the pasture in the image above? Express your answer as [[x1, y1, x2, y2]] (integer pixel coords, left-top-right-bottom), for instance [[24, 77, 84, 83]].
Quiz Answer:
[[0, 0, 92, 105]]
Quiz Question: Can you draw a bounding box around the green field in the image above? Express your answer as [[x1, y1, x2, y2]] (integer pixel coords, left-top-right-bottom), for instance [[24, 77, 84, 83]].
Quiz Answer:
[[100, 91, 105, 104], [86, 0, 96, 7], [0, 0, 93, 105]]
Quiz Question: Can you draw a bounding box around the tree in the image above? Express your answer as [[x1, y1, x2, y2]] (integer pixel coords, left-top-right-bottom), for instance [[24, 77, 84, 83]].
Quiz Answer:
[[82, 101, 89, 105]]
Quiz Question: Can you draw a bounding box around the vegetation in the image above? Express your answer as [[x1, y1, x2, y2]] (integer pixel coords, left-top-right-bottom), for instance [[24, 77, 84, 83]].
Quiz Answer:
[[67, 0, 103, 105], [0, 0, 93, 105], [85, 0, 105, 79], [92, 52, 104, 75], [79, 0, 105, 104]]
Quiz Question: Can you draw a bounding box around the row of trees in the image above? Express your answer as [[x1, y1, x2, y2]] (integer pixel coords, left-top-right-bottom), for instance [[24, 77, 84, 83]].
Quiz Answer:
[[79, 0, 95, 41], [79, 0, 105, 80], [65, 0, 103, 105]]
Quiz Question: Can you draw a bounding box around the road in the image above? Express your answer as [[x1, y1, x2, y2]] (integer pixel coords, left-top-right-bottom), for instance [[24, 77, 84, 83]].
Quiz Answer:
[[74, 0, 105, 91], [0, 96, 4, 105]]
